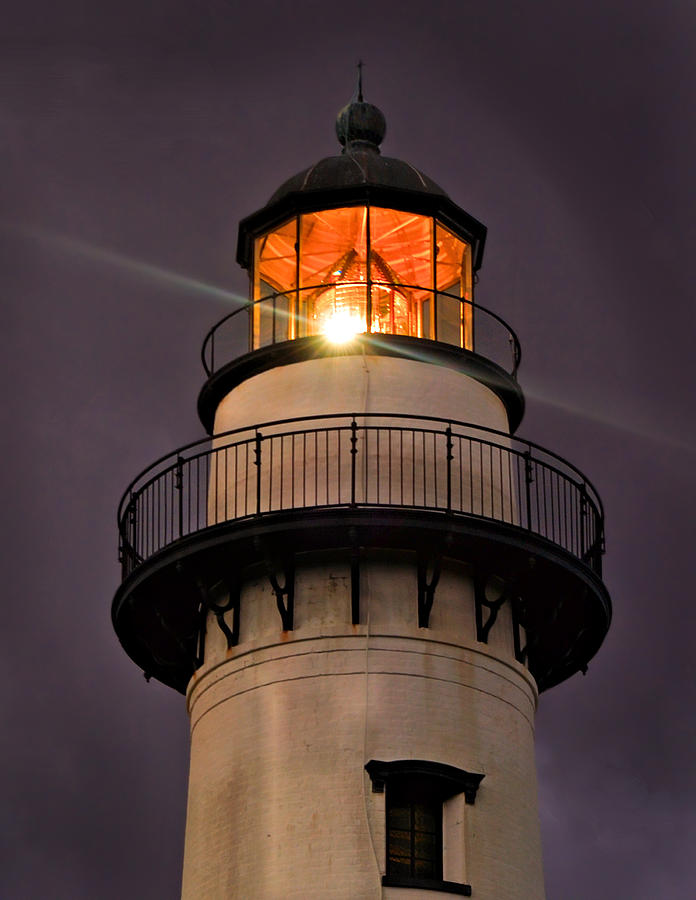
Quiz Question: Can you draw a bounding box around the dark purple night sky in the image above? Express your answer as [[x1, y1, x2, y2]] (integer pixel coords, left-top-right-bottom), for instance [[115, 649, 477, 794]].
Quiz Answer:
[[2, 2, 695, 897]]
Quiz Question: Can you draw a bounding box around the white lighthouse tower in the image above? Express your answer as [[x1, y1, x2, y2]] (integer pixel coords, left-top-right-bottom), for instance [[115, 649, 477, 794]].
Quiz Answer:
[[113, 89, 611, 900]]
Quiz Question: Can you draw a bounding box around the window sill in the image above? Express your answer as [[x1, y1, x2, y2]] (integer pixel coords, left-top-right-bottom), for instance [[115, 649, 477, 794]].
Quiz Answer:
[[382, 875, 472, 895]]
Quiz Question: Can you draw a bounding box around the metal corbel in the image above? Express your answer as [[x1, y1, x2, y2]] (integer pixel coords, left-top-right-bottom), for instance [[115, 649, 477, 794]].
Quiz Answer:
[[203, 577, 241, 652], [511, 595, 528, 665], [265, 557, 295, 632], [193, 598, 208, 668], [474, 573, 508, 643], [561, 633, 590, 675], [417, 553, 442, 628], [150, 603, 196, 673]]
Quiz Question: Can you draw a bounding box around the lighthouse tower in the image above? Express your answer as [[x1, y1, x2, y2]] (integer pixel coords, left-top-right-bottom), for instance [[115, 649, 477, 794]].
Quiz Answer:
[[112, 90, 611, 900]]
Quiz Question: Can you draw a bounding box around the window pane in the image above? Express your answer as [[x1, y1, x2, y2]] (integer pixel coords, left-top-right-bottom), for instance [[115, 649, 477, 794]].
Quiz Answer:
[[275, 293, 290, 343], [388, 805, 411, 830], [300, 207, 368, 287], [370, 207, 432, 337], [415, 807, 438, 831], [370, 207, 432, 289], [388, 856, 411, 878], [255, 296, 275, 349], [435, 221, 472, 349], [252, 219, 297, 348], [415, 857, 439, 879], [255, 219, 297, 297], [371, 284, 413, 336], [388, 829, 412, 858], [386, 782, 442, 882], [435, 221, 467, 293], [414, 830, 438, 854], [300, 208, 368, 339], [422, 298, 432, 339], [437, 293, 461, 347]]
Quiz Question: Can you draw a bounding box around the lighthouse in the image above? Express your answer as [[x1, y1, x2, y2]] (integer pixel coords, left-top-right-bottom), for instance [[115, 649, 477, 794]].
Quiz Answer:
[[112, 88, 611, 899]]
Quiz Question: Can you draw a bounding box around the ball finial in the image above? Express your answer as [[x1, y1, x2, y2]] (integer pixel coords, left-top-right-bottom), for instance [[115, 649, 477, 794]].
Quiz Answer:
[[335, 62, 386, 153]]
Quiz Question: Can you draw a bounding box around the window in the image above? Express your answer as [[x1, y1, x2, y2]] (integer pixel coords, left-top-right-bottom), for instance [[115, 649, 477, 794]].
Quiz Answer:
[[387, 776, 443, 881], [250, 209, 474, 350], [365, 760, 484, 896]]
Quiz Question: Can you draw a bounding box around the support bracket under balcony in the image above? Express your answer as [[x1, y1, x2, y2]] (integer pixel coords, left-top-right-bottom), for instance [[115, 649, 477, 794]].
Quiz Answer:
[[511, 597, 528, 665], [474, 573, 508, 643], [417, 553, 442, 628], [265, 557, 295, 632], [204, 577, 241, 651]]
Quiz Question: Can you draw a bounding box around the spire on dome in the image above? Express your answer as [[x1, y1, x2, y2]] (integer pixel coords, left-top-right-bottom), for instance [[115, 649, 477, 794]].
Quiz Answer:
[[335, 62, 386, 153]]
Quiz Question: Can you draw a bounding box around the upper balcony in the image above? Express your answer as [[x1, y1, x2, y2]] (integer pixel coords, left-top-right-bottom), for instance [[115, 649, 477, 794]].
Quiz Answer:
[[198, 203, 524, 433]]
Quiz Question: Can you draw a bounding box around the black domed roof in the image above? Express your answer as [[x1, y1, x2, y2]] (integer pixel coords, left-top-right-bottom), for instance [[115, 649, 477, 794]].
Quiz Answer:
[[268, 97, 448, 205], [237, 90, 487, 272], [267, 148, 448, 205]]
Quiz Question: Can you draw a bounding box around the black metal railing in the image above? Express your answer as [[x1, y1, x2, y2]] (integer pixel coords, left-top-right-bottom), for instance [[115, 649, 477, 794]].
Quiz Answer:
[[118, 414, 603, 580], [200, 284, 522, 377]]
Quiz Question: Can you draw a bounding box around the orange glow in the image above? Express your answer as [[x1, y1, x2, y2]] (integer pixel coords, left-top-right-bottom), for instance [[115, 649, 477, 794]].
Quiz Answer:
[[251, 206, 472, 351], [371, 284, 411, 335], [315, 281, 367, 342]]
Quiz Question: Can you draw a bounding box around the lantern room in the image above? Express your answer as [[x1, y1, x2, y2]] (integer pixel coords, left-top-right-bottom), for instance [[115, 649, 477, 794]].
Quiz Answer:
[[235, 92, 490, 356], [201, 91, 521, 434], [248, 205, 473, 349]]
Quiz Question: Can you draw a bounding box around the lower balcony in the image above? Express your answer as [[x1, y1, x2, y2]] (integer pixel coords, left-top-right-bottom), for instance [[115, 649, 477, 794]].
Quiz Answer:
[[112, 413, 610, 693]]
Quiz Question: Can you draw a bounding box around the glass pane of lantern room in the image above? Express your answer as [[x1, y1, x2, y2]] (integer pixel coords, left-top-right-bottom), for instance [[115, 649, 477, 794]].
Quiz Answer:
[[370, 208, 432, 337], [435, 222, 472, 349], [253, 218, 298, 348], [299, 207, 368, 339]]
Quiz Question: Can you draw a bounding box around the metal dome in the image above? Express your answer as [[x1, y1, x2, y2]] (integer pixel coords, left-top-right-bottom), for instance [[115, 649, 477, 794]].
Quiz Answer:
[[267, 97, 447, 204], [237, 93, 487, 272]]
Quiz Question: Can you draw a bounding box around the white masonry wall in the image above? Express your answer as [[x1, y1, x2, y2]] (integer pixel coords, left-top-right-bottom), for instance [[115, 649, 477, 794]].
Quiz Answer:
[[207, 355, 517, 528], [182, 557, 545, 900], [212, 353, 510, 436], [181, 354, 544, 899]]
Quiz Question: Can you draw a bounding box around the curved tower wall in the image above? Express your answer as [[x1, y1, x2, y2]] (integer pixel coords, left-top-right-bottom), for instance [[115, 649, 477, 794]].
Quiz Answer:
[[182, 356, 545, 900], [212, 354, 510, 434], [207, 355, 517, 529], [183, 560, 544, 900]]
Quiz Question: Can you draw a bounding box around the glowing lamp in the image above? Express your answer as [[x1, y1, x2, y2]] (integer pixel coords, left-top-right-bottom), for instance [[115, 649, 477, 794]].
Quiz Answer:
[[314, 253, 413, 344], [315, 284, 366, 342]]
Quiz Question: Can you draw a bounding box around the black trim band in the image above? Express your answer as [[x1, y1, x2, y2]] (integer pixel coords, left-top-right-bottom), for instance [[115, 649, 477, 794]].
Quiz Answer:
[[381, 875, 472, 895], [365, 759, 484, 805], [112, 507, 611, 695], [236, 184, 487, 272]]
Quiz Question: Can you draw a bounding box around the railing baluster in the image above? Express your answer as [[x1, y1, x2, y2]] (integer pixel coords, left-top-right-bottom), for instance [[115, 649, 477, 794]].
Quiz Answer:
[[175, 456, 183, 539], [580, 482, 587, 560], [350, 418, 357, 507], [280, 435, 285, 509], [302, 432, 307, 506], [399, 428, 404, 506], [445, 425, 453, 513], [291, 433, 296, 508], [254, 431, 263, 516], [325, 431, 329, 505], [523, 450, 533, 533]]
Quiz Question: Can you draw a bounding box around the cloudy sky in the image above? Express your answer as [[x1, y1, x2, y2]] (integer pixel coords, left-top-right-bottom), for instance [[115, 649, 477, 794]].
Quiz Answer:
[[2, 1, 695, 897]]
